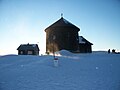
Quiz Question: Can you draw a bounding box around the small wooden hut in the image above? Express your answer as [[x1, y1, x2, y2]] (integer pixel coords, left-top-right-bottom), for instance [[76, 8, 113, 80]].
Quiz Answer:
[[79, 36, 93, 53], [17, 43, 39, 55]]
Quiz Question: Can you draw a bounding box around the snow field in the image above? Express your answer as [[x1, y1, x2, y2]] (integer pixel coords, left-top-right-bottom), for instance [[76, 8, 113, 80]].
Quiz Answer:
[[0, 51, 120, 90]]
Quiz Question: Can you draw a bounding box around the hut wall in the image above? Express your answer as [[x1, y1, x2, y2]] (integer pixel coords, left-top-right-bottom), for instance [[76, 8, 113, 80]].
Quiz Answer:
[[79, 44, 92, 53], [46, 27, 79, 53]]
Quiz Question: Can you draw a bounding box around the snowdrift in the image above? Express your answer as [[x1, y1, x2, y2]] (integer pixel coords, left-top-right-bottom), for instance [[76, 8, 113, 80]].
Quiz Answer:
[[56, 50, 74, 56], [0, 51, 120, 90]]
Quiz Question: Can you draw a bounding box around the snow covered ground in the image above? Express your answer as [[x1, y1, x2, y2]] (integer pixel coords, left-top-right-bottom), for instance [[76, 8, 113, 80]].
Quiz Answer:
[[0, 50, 120, 90]]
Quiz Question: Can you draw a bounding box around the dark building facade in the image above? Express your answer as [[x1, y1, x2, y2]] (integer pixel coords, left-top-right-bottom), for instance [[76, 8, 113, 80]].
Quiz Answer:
[[79, 36, 93, 53], [45, 17, 80, 54], [17, 44, 39, 55]]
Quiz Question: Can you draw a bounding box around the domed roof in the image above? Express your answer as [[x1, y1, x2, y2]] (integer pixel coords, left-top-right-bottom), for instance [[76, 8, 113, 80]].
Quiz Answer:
[[45, 17, 80, 32]]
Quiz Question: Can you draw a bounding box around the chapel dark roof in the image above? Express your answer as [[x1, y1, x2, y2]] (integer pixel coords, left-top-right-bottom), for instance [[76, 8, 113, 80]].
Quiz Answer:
[[45, 17, 80, 32], [79, 36, 93, 45], [17, 44, 40, 51]]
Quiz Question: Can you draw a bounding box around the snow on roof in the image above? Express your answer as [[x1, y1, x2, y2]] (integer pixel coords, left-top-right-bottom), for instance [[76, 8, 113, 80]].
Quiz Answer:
[[32, 44, 36, 47], [63, 18, 71, 24], [17, 44, 39, 51], [79, 36, 93, 45], [79, 36, 86, 44]]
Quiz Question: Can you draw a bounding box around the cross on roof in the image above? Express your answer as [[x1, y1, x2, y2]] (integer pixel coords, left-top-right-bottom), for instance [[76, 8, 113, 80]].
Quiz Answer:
[[61, 13, 63, 18]]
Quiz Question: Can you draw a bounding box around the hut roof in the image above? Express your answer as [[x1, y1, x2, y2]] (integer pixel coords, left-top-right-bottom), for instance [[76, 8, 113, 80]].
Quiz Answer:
[[79, 36, 93, 45], [17, 44, 40, 51], [45, 17, 80, 32]]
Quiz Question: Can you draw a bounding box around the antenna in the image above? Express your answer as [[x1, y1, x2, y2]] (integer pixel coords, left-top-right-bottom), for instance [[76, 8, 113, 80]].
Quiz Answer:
[[61, 13, 63, 18]]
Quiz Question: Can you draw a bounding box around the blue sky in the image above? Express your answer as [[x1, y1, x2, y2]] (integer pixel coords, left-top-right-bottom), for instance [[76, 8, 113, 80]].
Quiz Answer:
[[0, 0, 120, 55]]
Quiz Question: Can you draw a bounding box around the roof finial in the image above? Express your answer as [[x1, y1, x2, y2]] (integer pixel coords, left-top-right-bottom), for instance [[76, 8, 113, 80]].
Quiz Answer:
[[61, 13, 63, 18]]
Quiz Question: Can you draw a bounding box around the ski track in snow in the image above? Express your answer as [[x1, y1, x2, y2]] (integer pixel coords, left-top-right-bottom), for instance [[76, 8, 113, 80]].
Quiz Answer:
[[0, 51, 120, 90]]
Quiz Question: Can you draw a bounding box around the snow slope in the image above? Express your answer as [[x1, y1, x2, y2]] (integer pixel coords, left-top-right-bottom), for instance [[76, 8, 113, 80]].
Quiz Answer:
[[0, 51, 120, 90]]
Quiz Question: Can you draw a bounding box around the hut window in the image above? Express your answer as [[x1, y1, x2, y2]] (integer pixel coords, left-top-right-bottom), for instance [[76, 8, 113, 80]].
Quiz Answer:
[[28, 51, 33, 55], [20, 51, 23, 54]]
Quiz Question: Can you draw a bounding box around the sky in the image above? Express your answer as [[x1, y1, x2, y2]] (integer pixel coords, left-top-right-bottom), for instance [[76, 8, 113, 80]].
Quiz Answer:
[[0, 0, 120, 55]]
